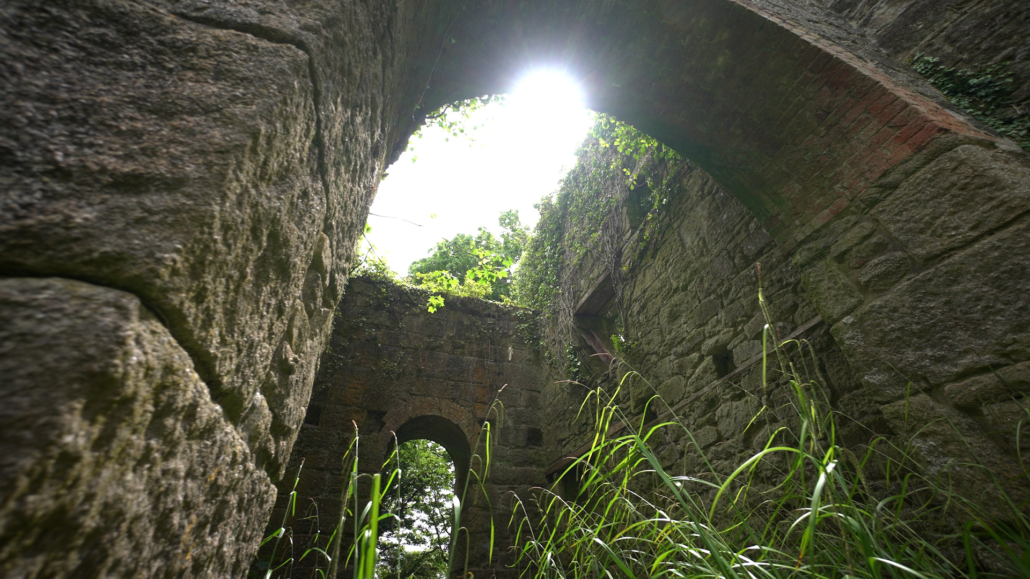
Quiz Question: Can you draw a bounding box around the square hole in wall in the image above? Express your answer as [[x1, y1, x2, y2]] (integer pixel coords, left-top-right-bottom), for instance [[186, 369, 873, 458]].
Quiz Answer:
[[303, 404, 323, 426], [712, 351, 735, 378], [526, 427, 543, 447]]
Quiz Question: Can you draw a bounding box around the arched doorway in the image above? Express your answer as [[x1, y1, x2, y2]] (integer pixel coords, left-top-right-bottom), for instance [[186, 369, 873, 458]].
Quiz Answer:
[[391, 415, 473, 497], [3, 1, 1029, 577], [376, 416, 475, 579], [377, 437, 460, 579]]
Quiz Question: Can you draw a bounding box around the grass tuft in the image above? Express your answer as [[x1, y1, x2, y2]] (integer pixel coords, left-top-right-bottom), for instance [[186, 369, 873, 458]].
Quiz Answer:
[[510, 299, 1030, 579]]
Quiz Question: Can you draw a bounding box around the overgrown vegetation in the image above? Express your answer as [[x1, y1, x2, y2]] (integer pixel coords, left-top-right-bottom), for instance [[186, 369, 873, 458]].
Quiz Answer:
[[256, 394, 506, 579], [912, 55, 1029, 151], [361, 108, 680, 323], [352, 212, 527, 313], [406, 95, 506, 162], [514, 115, 681, 374], [376, 440, 455, 579], [409, 209, 530, 305], [510, 290, 1030, 579]]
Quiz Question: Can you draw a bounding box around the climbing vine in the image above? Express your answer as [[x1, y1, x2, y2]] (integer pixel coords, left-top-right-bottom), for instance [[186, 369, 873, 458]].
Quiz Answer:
[[407, 95, 506, 161], [912, 55, 1029, 151], [514, 114, 682, 376]]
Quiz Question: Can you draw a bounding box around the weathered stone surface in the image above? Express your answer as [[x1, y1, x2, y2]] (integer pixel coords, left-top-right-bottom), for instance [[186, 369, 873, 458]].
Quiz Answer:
[[0, 0, 345, 479], [856, 251, 911, 293], [801, 259, 864, 324], [688, 358, 721, 391], [0, 278, 274, 578], [716, 399, 759, 438], [880, 394, 1027, 517], [733, 340, 764, 363], [2, 0, 1029, 576], [825, 0, 1030, 106], [658, 376, 687, 404], [945, 361, 1030, 410], [981, 400, 1030, 454], [872, 145, 1030, 262], [830, 219, 877, 259], [833, 216, 1030, 398]]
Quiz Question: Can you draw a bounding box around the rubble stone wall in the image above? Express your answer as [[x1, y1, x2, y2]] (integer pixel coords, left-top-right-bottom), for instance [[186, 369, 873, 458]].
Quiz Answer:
[[2, 0, 1029, 576], [272, 278, 547, 579]]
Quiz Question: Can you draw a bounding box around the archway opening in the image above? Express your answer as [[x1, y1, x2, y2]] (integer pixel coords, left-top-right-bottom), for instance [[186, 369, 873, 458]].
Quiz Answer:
[[377, 415, 475, 579], [378, 439, 456, 579], [363, 68, 593, 275]]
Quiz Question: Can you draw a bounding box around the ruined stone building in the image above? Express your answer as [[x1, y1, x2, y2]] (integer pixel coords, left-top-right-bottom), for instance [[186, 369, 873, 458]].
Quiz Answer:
[[2, 0, 1029, 577]]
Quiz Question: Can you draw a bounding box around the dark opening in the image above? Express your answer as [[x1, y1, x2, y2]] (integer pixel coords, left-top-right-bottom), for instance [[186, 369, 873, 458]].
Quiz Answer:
[[302, 404, 322, 426], [526, 427, 543, 447], [713, 351, 735, 379], [643, 398, 659, 426]]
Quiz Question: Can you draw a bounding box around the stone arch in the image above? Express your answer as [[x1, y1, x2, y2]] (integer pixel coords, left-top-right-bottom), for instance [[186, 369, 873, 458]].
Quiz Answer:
[[377, 399, 479, 494], [405, 0, 1004, 247], [2, 1, 1030, 578], [396, 0, 1030, 511], [388, 5, 1030, 477]]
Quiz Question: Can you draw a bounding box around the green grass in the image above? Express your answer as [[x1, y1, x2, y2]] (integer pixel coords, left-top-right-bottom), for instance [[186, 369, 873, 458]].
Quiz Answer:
[[509, 295, 1030, 578], [257, 392, 506, 579]]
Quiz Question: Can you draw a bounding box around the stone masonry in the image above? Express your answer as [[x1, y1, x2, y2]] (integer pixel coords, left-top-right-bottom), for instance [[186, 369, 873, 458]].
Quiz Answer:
[[2, 0, 1029, 577], [266, 278, 547, 578], [541, 152, 864, 482]]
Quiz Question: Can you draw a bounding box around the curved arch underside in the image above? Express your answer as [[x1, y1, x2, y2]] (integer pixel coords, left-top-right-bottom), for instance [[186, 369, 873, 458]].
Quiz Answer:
[[1, 0, 1029, 578], [412, 0, 1003, 246], [389, 409, 475, 477]]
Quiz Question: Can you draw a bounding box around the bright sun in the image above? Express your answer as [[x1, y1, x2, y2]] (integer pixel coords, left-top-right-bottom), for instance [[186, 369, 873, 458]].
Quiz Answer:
[[366, 69, 593, 273], [503, 68, 587, 146]]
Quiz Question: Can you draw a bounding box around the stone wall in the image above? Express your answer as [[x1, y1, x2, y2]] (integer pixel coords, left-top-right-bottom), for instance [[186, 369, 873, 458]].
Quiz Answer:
[[1, 0, 449, 574], [2, 0, 1030, 576], [266, 278, 547, 578], [538, 135, 1030, 528], [536, 147, 865, 488], [823, 0, 1030, 105]]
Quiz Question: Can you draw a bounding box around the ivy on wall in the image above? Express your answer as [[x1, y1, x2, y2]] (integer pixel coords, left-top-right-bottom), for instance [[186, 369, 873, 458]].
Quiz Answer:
[[514, 115, 681, 376], [912, 55, 1029, 151]]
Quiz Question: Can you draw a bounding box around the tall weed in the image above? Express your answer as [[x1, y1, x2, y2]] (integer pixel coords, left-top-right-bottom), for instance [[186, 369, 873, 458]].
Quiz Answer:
[[510, 293, 1029, 578], [258, 390, 506, 579]]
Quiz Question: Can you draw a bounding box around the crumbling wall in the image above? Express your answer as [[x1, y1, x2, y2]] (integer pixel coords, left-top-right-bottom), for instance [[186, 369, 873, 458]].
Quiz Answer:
[[268, 277, 547, 579], [2, 0, 1030, 576], [540, 134, 1030, 519], [537, 147, 865, 486]]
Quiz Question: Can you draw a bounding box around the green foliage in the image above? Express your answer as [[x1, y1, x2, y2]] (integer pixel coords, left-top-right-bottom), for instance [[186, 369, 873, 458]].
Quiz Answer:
[[255, 425, 363, 579], [425, 293, 447, 314], [912, 55, 1029, 151], [409, 95, 506, 161], [591, 113, 680, 204], [378, 549, 448, 579], [409, 210, 529, 309], [510, 293, 1030, 579], [514, 115, 680, 374], [377, 440, 455, 579], [511, 194, 567, 313]]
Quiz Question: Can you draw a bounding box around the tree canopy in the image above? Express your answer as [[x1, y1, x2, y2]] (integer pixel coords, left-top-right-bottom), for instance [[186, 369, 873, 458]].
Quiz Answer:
[[408, 209, 529, 302], [377, 440, 455, 579]]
